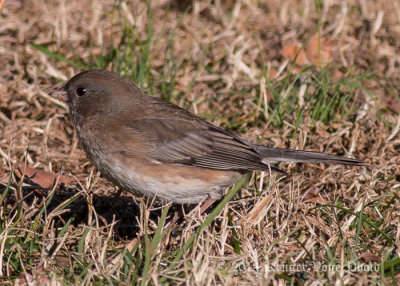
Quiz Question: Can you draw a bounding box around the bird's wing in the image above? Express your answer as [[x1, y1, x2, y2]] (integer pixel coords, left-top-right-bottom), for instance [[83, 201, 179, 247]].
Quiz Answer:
[[124, 118, 282, 172]]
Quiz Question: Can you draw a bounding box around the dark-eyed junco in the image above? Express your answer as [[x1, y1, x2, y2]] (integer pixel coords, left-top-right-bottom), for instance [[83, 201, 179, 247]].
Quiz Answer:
[[50, 69, 364, 204]]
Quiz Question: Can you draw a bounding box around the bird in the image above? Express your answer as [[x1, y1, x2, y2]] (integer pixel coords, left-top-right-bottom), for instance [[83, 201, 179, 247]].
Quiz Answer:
[[50, 69, 364, 204]]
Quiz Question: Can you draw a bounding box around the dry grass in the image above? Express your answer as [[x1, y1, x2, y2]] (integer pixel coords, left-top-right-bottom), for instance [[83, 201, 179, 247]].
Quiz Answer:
[[1, 0, 400, 285]]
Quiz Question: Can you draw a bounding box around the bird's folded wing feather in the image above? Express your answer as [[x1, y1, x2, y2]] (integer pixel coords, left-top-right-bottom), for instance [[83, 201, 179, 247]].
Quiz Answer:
[[125, 118, 277, 171]]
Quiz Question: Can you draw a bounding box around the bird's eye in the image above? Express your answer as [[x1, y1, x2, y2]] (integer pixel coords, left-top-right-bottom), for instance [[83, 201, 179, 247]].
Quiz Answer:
[[76, 87, 86, 96]]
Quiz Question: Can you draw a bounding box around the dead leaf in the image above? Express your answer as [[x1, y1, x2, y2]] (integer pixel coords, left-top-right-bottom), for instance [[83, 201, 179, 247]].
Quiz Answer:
[[14, 165, 84, 189], [14, 267, 63, 286], [383, 97, 400, 114], [282, 34, 333, 69], [360, 252, 381, 263]]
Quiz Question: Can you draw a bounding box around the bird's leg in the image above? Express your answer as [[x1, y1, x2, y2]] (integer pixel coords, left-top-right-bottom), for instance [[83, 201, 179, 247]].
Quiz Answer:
[[197, 197, 216, 217]]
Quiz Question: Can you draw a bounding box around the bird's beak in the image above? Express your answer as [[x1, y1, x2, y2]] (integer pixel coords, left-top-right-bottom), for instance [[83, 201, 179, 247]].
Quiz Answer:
[[49, 86, 69, 102]]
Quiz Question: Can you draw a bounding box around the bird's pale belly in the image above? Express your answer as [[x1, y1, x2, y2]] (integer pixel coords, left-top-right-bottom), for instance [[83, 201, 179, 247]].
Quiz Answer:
[[90, 152, 242, 204]]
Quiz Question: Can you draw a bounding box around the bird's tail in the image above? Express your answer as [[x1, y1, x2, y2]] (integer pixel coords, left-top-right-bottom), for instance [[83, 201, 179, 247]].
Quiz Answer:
[[254, 146, 364, 166]]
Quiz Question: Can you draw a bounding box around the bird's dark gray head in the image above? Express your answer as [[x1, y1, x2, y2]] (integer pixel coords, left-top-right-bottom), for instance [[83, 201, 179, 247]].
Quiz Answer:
[[50, 69, 147, 124]]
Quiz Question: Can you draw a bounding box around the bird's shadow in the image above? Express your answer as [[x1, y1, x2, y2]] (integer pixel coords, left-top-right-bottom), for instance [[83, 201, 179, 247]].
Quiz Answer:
[[0, 180, 190, 240]]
